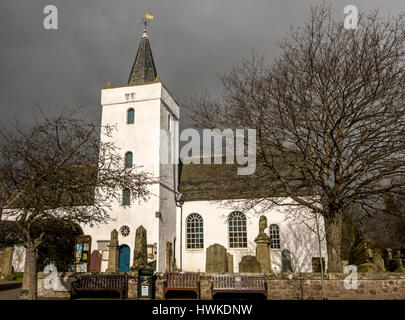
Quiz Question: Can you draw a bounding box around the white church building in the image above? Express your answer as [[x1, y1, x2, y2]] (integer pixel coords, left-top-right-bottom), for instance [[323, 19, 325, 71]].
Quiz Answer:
[[9, 29, 327, 274], [79, 29, 327, 274]]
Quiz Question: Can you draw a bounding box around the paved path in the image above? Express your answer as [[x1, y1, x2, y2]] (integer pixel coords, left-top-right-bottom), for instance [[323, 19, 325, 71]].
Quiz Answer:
[[0, 288, 22, 300]]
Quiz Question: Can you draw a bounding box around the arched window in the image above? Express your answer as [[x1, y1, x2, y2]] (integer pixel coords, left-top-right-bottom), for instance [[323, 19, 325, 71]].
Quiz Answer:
[[122, 188, 130, 205], [186, 213, 203, 249], [269, 224, 280, 249], [127, 108, 134, 124], [125, 151, 133, 168], [228, 211, 247, 248]]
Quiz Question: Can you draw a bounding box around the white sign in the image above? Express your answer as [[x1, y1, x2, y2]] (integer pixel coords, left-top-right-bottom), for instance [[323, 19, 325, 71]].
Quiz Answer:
[[141, 285, 149, 296]]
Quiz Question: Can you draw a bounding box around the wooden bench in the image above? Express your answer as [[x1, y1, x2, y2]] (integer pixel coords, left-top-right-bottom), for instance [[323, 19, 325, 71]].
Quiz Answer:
[[163, 272, 200, 299], [212, 274, 267, 298], [70, 274, 129, 299]]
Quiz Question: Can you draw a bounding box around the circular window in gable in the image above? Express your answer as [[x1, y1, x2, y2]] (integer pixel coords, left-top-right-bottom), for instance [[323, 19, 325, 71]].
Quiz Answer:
[[120, 225, 130, 237]]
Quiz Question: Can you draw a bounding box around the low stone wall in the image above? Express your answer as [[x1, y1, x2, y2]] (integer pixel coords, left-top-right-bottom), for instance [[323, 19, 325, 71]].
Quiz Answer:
[[264, 273, 405, 300], [36, 272, 405, 300]]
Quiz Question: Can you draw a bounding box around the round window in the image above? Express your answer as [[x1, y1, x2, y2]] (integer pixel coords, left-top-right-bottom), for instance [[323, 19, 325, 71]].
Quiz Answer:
[[120, 225, 130, 237]]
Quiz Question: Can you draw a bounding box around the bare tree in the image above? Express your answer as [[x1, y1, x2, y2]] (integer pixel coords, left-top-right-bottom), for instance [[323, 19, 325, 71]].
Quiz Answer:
[[0, 109, 151, 299], [188, 4, 405, 272]]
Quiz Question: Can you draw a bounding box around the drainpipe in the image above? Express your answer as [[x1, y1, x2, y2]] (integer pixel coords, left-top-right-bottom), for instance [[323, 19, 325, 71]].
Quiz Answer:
[[175, 193, 184, 271]]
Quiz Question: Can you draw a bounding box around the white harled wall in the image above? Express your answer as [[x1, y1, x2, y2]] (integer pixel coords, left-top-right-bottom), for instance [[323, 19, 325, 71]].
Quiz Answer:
[[82, 81, 179, 272], [176, 199, 328, 273]]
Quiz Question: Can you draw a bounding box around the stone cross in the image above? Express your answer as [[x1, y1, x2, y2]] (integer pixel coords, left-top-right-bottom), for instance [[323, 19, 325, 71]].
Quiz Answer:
[[132, 225, 147, 271], [106, 229, 119, 272]]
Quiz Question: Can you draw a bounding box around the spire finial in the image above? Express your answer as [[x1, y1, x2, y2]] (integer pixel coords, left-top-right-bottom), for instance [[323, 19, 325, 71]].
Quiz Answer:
[[142, 11, 154, 31]]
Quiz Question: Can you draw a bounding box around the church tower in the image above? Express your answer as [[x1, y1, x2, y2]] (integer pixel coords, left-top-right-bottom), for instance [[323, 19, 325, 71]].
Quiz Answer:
[[83, 29, 180, 273]]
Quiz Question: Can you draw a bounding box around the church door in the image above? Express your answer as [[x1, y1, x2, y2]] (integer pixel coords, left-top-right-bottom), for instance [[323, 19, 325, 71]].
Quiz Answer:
[[118, 245, 130, 272]]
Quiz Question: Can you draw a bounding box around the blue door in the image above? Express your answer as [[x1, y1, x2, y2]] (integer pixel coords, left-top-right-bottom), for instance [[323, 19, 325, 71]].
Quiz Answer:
[[118, 245, 130, 272]]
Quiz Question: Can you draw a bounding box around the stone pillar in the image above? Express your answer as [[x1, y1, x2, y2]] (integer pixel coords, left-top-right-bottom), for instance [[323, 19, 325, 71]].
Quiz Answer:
[[255, 215, 272, 273], [206, 244, 227, 274], [0, 247, 14, 281], [227, 253, 234, 273], [131, 225, 147, 271], [155, 278, 165, 300], [106, 229, 119, 272], [200, 278, 213, 300]]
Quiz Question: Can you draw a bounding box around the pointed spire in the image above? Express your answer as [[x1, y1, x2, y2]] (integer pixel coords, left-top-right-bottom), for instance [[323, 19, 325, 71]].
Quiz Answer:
[[128, 30, 158, 84]]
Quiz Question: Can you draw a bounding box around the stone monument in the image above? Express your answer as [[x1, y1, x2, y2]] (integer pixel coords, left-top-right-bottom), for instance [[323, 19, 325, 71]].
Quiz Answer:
[[254, 216, 272, 273], [106, 229, 119, 272], [239, 255, 261, 273], [206, 243, 228, 273], [90, 250, 102, 272], [227, 253, 234, 273], [131, 225, 147, 271], [166, 241, 173, 272]]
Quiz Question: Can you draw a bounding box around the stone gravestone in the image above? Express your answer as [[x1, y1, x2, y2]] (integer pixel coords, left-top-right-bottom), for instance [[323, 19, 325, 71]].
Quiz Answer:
[[239, 255, 261, 273], [281, 249, 293, 272], [166, 242, 173, 272], [0, 249, 3, 273], [131, 225, 147, 271], [0, 247, 15, 280], [353, 235, 386, 273], [255, 216, 272, 273], [89, 250, 102, 272], [106, 229, 119, 272], [206, 244, 228, 273], [312, 257, 325, 273], [227, 253, 234, 274]]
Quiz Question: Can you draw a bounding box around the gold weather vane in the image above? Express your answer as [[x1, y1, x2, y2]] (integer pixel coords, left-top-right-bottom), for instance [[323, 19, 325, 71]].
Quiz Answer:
[[143, 11, 154, 29]]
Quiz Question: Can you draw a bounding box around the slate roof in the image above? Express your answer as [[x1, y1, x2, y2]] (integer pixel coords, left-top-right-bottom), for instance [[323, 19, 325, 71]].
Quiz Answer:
[[178, 157, 312, 202], [128, 31, 158, 84]]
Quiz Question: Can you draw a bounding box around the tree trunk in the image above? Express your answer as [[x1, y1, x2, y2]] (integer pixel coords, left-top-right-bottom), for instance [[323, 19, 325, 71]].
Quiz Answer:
[[324, 210, 343, 272], [24, 242, 38, 300]]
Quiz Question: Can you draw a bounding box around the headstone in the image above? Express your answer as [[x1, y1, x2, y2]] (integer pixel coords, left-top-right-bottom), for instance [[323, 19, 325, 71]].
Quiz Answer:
[[239, 255, 261, 273], [166, 242, 173, 272], [131, 225, 147, 271], [106, 229, 119, 272], [89, 250, 102, 272], [312, 257, 325, 273], [281, 249, 293, 272], [0, 247, 14, 280], [227, 253, 234, 273], [254, 216, 272, 273], [0, 249, 3, 273], [386, 248, 393, 259], [206, 244, 227, 273]]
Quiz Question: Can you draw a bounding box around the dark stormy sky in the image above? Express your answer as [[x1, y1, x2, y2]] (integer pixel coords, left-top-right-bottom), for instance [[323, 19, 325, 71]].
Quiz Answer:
[[0, 0, 404, 130]]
